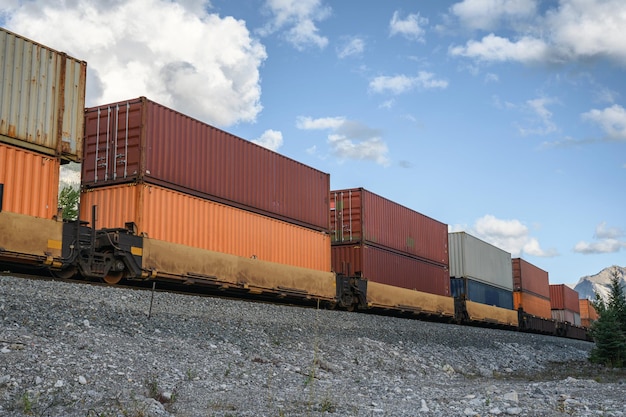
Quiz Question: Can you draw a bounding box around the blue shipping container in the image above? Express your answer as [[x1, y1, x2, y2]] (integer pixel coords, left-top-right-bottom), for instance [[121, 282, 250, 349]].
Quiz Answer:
[[451, 277, 513, 310]]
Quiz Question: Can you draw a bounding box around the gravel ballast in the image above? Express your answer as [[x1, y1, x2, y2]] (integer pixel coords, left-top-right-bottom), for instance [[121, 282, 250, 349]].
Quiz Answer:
[[1, 274, 624, 417]]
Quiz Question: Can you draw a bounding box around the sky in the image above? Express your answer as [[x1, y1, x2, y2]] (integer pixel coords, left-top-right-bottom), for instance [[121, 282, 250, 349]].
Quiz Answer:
[[2, 0, 624, 285]]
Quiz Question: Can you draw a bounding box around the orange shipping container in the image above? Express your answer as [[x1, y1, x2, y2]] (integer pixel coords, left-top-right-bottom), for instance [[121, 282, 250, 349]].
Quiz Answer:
[[80, 183, 331, 272], [513, 291, 552, 319], [579, 299, 598, 321], [0, 142, 60, 218]]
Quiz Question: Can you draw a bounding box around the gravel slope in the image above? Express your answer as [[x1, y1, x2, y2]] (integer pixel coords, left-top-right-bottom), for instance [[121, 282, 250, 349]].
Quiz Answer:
[[0, 274, 624, 417]]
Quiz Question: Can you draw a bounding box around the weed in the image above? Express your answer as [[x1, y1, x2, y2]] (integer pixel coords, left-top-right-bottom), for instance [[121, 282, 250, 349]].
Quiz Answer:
[[320, 397, 336, 413], [185, 368, 197, 381], [21, 392, 33, 414]]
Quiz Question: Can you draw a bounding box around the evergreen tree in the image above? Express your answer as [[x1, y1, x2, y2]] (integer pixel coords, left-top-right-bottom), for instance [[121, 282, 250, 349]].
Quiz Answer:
[[58, 186, 79, 220], [589, 268, 626, 367]]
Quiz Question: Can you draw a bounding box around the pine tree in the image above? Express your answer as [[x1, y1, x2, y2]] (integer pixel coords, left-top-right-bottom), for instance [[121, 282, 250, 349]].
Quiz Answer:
[[589, 268, 626, 367], [58, 186, 80, 220]]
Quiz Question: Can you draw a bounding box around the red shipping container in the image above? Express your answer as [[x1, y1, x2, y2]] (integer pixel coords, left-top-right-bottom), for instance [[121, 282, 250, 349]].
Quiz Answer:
[[330, 188, 448, 265], [549, 284, 580, 313], [82, 97, 330, 231], [512, 258, 550, 299], [331, 243, 450, 296]]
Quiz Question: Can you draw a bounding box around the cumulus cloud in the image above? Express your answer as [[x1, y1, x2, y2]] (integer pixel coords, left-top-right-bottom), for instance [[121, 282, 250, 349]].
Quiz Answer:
[[297, 116, 390, 166], [259, 0, 330, 50], [389, 11, 428, 42], [449, 34, 549, 63], [450, 0, 537, 30], [449, 1, 626, 67], [574, 222, 626, 254], [1, 0, 266, 127], [337, 37, 365, 58], [581, 105, 626, 141], [252, 129, 284, 151], [369, 72, 448, 94], [452, 214, 558, 257]]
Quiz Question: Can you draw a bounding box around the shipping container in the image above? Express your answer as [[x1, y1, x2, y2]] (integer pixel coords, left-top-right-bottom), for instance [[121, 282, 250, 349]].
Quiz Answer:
[[330, 188, 448, 265], [0, 142, 60, 218], [0, 27, 86, 162], [513, 291, 552, 319], [551, 309, 581, 326], [512, 258, 550, 299], [331, 243, 450, 296], [450, 277, 513, 310], [579, 299, 598, 325], [80, 182, 331, 272], [448, 232, 513, 291], [549, 284, 580, 312], [81, 97, 329, 231]]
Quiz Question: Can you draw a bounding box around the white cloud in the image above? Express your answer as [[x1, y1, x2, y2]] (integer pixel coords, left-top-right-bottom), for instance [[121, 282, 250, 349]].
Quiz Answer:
[[337, 37, 365, 58], [449, 34, 549, 63], [369, 72, 448, 94], [574, 239, 626, 254], [449, 1, 626, 67], [297, 116, 390, 166], [450, 0, 537, 30], [453, 214, 558, 257], [252, 129, 284, 151], [259, 0, 330, 50], [595, 222, 624, 240], [1, 0, 266, 127], [296, 116, 345, 130], [581, 105, 626, 141], [547, 0, 626, 65], [574, 222, 626, 254], [518, 97, 558, 136], [389, 11, 428, 42]]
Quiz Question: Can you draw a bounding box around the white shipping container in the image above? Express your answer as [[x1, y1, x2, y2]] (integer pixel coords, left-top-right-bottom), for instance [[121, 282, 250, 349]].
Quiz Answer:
[[448, 232, 513, 291], [551, 309, 581, 326], [0, 27, 86, 162]]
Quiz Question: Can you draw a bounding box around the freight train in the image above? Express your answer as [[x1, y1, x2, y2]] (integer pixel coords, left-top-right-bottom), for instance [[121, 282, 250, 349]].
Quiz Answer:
[[0, 26, 590, 342]]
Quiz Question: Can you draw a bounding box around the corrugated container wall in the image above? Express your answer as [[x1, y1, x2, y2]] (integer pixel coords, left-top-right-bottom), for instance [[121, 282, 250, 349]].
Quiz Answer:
[[79, 183, 331, 272], [448, 232, 513, 291], [512, 258, 550, 298], [81, 97, 330, 231], [551, 310, 581, 326], [330, 188, 448, 265], [0, 142, 59, 218], [549, 284, 581, 312], [331, 243, 450, 296], [579, 299, 598, 322], [450, 277, 513, 309], [513, 291, 552, 319], [0, 28, 86, 162]]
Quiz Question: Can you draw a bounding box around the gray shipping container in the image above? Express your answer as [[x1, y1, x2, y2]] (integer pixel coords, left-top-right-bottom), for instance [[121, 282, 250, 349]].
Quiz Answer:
[[448, 232, 513, 291], [0, 27, 86, 162]]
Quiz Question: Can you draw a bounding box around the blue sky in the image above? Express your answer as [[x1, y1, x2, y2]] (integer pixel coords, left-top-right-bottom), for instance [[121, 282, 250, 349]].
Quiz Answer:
[[2, 0, 624, 285]]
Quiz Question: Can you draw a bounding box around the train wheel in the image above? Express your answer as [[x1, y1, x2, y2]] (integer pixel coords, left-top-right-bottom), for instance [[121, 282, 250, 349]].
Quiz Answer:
[[103, 271, 124, 285], [52, 266, 77, 279]]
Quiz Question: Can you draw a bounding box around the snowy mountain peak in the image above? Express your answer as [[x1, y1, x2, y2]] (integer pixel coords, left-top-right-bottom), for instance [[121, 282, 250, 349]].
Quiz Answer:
[[573, 265, 626, 303]]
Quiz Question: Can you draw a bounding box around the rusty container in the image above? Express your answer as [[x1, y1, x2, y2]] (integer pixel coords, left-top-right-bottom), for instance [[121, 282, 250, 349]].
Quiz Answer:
[[0, 27, 86, 162], [448, 232, 513, 291], [513, 291, 552, 319], [0, 142, 60, 218], [81, 97, 330, 231], [549, 284, 581, 312], [331, 243, 450, 296], [330, 188, 448, 265], [512, 258, 550, 299], [79, 183, 331, 272]]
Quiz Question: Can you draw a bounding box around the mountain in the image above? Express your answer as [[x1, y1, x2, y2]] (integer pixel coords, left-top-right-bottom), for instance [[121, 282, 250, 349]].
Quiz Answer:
[[573, 265, 626, 303]]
